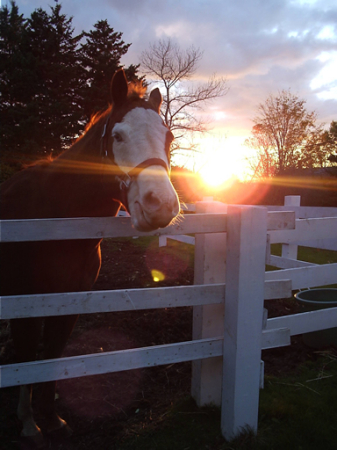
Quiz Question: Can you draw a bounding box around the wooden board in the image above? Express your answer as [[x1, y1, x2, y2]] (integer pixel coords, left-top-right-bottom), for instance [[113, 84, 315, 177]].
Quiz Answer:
[[266, 307, 337, 335], [269, 217, 337, 244], [0, 280, 292, 319], [267, 205, 337, 219], [0, 338, 223, 388], [265, 263, 337, 289], [268, 255, 316, 269], [0, 211, 294, 242]]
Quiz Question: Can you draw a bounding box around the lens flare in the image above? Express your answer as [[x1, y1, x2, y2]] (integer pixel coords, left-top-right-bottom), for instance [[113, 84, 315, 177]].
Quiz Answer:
[[151, 269, 165, 282]]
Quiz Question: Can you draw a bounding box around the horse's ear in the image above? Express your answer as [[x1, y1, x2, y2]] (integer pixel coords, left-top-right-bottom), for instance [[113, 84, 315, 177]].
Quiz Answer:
[[111, 69, 128, 106], [149, 88, 162, 113]]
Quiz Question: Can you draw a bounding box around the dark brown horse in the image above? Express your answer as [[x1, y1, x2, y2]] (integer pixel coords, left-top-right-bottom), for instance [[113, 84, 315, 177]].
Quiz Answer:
[[0, 69, 179, 447]]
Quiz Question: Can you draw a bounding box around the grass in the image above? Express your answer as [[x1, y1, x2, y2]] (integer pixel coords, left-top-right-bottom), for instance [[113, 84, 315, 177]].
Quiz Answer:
[[271, 243, 337, 265], [257, 351, 337, 450], [114, 351, 337, 450], [117, 398, 222, 450], [112, 240, 337, 449]]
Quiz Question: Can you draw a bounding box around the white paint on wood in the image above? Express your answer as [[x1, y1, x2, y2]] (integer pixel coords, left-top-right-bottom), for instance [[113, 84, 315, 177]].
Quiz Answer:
[[0, 211, 294, 243], [0, 214, 227, 242], [266, 210, 295, 231], [221, 206, 267, 440], [264, 279, 292, 299], [0, 284, 225, 319], [0, 280, 291, 320], [261, 327, 291, 349], [158, 235, 195, 247], [158, 235, 167, 247], [181, 203, 196, 212], [282, 196, 300, 260], [269, 255, 316, 269], [266, 205, 337, 219], [192, 201, 227, 407], [265, 263, 337, 289], [269, 217, 337, 245], [0, 338, 223, 388], [266, 307, 337, 335]]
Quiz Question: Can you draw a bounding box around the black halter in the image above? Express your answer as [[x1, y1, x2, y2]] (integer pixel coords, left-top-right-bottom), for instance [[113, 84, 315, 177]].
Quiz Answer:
[[100, 114, 170, 213]]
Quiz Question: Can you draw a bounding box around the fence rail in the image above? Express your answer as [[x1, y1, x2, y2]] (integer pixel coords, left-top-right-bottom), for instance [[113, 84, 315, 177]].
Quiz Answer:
[[0, 210, 294, 242], [0, 337, 224, 388], [1, 201, 336, 440], [0, 280, 291, 320]]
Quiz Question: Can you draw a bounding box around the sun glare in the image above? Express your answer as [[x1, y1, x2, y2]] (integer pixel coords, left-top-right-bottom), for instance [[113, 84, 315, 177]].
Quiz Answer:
[[196, 135, 248, 188], [200, 160, 235, 187], [151, 269, 165, 282]]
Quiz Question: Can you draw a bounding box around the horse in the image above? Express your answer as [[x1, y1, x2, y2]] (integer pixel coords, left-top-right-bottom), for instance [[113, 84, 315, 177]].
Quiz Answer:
[[0, 69, 180, 448]]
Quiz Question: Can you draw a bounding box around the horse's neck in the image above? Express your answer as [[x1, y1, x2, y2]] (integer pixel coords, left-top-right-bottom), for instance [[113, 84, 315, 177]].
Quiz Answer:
[[1, 118, 121, 220], [46, 152, 121, 219]]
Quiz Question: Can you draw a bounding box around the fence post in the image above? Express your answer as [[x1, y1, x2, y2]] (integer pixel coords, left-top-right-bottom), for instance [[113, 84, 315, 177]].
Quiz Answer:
[[191, 200, 227, 406], [282, 196, 300, 259], [221, 205, 267, 439]]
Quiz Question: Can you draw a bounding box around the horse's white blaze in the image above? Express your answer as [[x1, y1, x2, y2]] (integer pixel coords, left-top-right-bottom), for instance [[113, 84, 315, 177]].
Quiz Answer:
[[112, 107, 179, 231], [112, 108, 169, 170]]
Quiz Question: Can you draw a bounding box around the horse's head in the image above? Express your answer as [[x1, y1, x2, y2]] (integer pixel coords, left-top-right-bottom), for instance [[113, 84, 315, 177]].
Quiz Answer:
[[104, 69, 180, 231]]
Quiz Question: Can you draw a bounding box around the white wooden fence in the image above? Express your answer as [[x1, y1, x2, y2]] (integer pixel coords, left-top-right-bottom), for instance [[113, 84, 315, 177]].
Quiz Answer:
[[1, 200, 337, 440]]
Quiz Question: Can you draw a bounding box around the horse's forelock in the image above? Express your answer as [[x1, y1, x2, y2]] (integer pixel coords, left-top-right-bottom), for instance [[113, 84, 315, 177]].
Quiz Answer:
[[84, 81, 146, 133], [71, 80, 151, 153], [127, 80, 147, 100]]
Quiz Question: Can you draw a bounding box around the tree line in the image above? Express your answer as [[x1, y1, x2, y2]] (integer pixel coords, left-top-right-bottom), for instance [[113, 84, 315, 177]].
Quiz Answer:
[[1, 2, 336, 183], [244, 90, 337, 178], [0, 1, 140, 156], [1, 2, 228, 166]]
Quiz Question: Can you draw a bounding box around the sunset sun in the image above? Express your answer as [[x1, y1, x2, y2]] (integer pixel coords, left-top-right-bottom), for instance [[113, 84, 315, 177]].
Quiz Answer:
[[200, 160, 236, 187], [196, 135, 247, 188]]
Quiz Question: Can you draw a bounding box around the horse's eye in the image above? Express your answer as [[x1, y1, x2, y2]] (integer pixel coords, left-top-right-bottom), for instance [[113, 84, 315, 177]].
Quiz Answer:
[[112, 132, 123, 143]]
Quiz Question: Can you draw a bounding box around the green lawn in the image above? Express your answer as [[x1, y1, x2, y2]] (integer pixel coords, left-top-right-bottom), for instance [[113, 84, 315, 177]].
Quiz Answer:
[[112, 239, 337, 450], [114, 352, 337, 450], [271, 243, 337, 265]]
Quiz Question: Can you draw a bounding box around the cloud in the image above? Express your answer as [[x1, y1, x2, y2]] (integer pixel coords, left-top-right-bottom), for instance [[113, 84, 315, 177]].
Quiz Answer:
[[12, 0, 337, 135]]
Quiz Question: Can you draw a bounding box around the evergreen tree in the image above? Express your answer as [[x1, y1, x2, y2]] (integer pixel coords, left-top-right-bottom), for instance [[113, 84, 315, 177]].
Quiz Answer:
[[0, 1, 31, 153], [80, 20, 139, 121], [0, 2, 83, 155], [0, 3, 140, 158], [22, 4, 83, 153]]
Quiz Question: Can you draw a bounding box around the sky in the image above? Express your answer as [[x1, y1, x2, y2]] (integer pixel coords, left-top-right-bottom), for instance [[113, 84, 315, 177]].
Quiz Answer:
[[6, 0, 337, 181]]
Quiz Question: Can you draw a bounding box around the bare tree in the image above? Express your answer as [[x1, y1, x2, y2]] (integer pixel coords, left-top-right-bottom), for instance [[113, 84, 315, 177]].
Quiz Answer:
[[140, 38, 228, 159], [244, 124, 277, 179], [245, 90, 329, 179]]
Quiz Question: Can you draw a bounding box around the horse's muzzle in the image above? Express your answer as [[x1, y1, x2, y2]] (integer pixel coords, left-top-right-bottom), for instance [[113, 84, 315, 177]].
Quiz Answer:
[[131, 190, 180, 231]]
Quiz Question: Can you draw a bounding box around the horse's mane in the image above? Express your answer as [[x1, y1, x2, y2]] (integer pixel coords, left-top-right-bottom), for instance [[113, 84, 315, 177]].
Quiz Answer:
[[24, 80, 148, 168], [64, 80, 147, 157], [23, 155, 55, 169], [83, 80, 147, 135]]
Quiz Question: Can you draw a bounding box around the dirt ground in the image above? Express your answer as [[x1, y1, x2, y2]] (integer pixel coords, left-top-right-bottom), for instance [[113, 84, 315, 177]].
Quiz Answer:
[[0, 238, 324, 449]]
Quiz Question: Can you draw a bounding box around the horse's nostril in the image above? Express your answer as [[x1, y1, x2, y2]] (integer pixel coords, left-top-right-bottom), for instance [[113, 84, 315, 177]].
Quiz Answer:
[[144, 192, 161, 210]]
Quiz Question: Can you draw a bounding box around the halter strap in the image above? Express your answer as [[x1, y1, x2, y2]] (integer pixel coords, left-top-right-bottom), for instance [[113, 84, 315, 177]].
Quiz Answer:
[[128, 158, 169, 178], [117, 158, 169, 213], [100, 114, 111, 159]]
